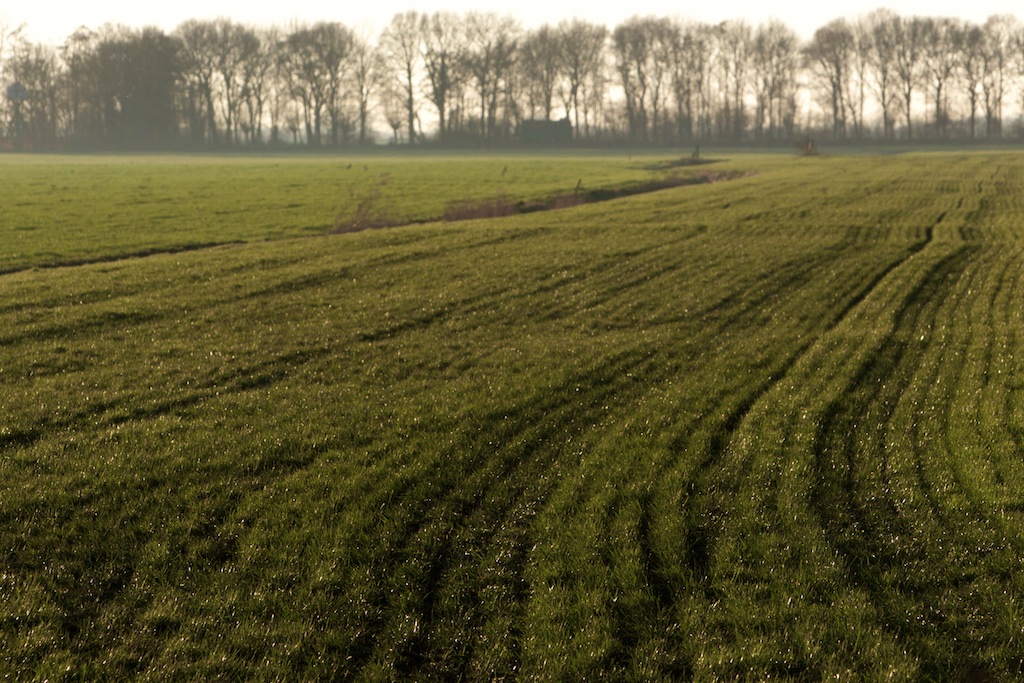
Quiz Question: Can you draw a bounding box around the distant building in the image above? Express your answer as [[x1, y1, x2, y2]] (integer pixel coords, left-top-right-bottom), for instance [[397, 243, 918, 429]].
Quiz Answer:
[[518, 118, 573, 145], [6, 82, 29, 102]]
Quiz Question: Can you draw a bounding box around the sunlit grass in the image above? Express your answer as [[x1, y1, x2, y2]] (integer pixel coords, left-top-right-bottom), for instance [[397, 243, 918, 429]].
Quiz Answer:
[[2, 151, 1024, 679]]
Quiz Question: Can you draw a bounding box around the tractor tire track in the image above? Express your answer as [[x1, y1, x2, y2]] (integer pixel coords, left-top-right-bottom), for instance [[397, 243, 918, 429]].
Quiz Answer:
[[809, 246, 978, 670], [659, 226, 939, 588], [617, 224, 941, 673], [332, 349, 668, 678]]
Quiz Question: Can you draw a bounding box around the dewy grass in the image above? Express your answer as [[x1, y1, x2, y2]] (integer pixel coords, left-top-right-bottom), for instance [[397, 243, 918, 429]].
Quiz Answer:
[[2, 151, 1024, 679], [0, 152, 711, 273]]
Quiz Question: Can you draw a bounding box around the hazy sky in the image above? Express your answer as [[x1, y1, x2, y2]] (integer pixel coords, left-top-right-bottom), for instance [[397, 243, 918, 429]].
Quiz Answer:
[[6, 0, 1024, 45]]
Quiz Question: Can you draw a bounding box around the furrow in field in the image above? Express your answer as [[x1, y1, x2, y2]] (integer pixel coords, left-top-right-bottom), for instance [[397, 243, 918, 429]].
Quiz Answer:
[[810, 247, 972, 574], [803, 242, 1024, 676], [668, 227, 937, 576], [12, 154, 1024, 679], [319, 350, 665, 678], [788, 179, 1024, 665], [630, 188, 981, 676], [938, 244, 1024, 552], [0, 344, 334, 457], [993, 245, 1024, 499], [0, 241, 246, 278], [511, 226, 928, 677], [320, 218, 861, 677]]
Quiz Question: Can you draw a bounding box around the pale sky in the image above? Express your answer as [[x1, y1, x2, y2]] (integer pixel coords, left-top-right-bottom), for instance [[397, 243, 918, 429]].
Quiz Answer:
[[6, 0, 1024, 46]]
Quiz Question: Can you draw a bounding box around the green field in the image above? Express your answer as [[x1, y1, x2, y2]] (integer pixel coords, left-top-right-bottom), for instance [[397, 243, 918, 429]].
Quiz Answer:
[[2, 151, 1024, 680]]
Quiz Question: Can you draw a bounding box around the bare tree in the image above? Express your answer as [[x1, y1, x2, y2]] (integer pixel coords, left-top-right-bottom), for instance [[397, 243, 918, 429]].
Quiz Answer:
[[279, 25, 326, 145], [279, 22, 354, 146], [210, 19, 260, 145], [557, 19, 607, 139], [981, 15, 1015, 138], [519, 24, 561, 120], [0, 16, 26, 134], [349, 31, 381, 145], [613, 17, 654, 141], [5, 39, 60, 147], [379, 11, 421, 144], [920, 17, 963, 138], [379, 81, 406, 143], [238, 27, 279, 145], [1010, 21, 1024, 134], [647, 18, 676, 143], [667, 21, 711, 143], [610, 16, 674, 142], [59, 27, 101, 144], [751, 20, 798, 141], [716, 20, 751, 141], [848, 18, 872, 138], [75, 26, 181, 149], [318, 22, 356, 146], [864, 9, 900, 139], [960, 22, 985, 139], [804, 19, 855, 139], [420, 12, 464, 141], [893, 15, 925, 139], [464, 12, 520, 141], [176, 20, 219, 144], [0, 17, 24, 81]]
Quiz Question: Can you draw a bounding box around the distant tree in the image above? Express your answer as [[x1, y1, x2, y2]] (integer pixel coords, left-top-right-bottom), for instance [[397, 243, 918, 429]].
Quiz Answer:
[[960, 22, 986, 138], [0, 17, 24, 81], [519, 24, 561, 120], [848, 18, 872, 138], [316, 22, 356, 146], [265, 59, 290, 145], [379, 81, 406, 143], [349, 32, 381, 145], [610, 16, 676, 142], [279, 25, 324, 145], [0, 17, 25, 135], [864, 9, 900, 139], [920, 17, 963, 138], [647, 18, 676, 143], [59, 27, 101, 145], [379, 11, 422, 144], [464, 12, 520, 141], [210, 19, 260, 145], [279, 22, 355, 146], [556, 19, 607, 139], [237, 27, 279, 145], [667, 21, 715, 142], [86, 26, 181, 149], [751, 20, 798, 141], [5, 39, 60, 147], [804, 19, 855, 139], [893, 16, 925, 139], [981, 15, 1015, 138], [176, 20, 219, 144], [1010, 21, 1024, 134], [666, 21, 698, 142], [613, 17, 655, 141], [420, 12, 464, 141], [716, 20, 752, 140]]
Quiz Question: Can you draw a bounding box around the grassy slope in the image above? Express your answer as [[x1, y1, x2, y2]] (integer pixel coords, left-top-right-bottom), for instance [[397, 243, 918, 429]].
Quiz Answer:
[[2, 152, 1024, 680], [0, 153, 691, 273]]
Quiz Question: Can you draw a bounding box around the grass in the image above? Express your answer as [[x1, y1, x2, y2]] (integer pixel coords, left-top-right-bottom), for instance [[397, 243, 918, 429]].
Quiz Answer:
[[2, 151, 1024, 679], [0, 152, 709, 272]]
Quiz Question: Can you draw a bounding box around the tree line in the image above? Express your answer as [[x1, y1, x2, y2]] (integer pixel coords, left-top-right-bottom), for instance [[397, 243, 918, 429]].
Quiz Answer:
[[2, 10, 1024, 150]]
